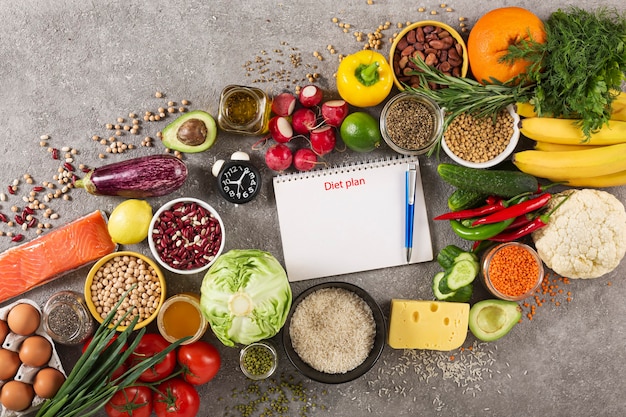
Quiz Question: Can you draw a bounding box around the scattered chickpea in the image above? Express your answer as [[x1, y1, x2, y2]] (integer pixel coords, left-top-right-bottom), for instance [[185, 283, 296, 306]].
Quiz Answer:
[[155, 91, 163, 98], [181, 99, 190, 106]]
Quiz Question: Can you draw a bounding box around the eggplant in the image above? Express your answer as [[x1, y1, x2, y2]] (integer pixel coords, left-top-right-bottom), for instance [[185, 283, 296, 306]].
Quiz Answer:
[[74, 154, 188, 197]]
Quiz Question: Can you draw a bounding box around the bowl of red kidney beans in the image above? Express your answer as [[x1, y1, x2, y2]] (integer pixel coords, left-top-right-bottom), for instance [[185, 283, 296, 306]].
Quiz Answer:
[[148, 197, 225, 275]]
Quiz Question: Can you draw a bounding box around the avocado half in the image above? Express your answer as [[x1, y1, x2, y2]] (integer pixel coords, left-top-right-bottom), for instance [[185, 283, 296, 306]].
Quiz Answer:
[[468, 299, 522, 342], [162, 110, 217, 153]]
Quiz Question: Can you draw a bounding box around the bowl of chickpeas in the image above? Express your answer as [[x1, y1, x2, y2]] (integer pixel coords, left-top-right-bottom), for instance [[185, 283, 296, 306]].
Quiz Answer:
[[84, 251, 166, 332], [441, 104, 520, 169]]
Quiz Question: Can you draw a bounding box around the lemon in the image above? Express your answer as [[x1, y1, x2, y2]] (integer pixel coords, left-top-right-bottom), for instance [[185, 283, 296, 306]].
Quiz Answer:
[[107, 199, 153, 245], [339, 112, 382, 153]]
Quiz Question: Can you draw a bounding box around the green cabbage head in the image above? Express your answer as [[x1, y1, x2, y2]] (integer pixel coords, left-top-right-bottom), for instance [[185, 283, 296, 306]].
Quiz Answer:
[[200, 249, 292, 347]]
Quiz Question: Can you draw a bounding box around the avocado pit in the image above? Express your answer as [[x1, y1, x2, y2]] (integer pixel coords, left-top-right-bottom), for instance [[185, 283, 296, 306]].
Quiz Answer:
[[177, 118, 208, 146]]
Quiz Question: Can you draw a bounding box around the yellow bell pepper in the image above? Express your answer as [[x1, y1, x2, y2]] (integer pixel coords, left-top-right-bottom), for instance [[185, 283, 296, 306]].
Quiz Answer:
[[336, 50, 393, 108]]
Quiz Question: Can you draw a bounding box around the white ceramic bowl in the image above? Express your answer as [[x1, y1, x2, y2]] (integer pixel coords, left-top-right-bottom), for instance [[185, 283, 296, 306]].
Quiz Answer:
[[442, 104, 520, 169], [148, 197, 225, 275]]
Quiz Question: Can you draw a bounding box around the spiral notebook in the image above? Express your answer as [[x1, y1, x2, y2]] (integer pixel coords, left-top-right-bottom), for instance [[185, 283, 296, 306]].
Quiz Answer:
[[273, 155, 433, 282]]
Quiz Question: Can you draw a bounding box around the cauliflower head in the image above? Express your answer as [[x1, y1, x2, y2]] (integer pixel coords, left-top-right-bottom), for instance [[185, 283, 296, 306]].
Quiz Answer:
[[532, 189, 626, 279]]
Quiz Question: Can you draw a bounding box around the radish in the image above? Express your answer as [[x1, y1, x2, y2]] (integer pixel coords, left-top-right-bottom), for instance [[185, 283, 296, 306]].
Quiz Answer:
[[298, 85, 323, 108], [271, 92, 297, 117], [268, 116, 293, 143], [291, 108, 317, 135], [293, 148, 319, 171], [321, 100, 349, 127], [310, 126, 336, 156], [265, 143, 293, 172]]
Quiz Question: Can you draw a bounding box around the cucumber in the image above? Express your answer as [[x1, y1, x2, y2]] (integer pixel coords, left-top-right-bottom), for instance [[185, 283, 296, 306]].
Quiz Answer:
[[447, 188, 487, 212], [445, 284, 473, 303], [437, 163, 539, 198], [432, 272, 473, 302], [75, 155, 188, 198], [437, 245, 478, 270], [438, 259, 479, 293]]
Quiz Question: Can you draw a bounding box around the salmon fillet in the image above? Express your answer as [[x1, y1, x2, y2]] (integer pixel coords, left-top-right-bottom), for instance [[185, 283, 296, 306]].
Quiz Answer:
[[0, 210, 116, 303]]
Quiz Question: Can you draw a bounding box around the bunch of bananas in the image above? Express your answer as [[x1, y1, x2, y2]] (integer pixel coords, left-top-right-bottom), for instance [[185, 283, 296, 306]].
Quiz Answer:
[[513, 91, 626, 187]]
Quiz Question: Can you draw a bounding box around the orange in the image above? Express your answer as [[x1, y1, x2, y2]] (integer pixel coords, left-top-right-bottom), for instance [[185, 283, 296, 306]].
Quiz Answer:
[[467, 7, 546, 85]]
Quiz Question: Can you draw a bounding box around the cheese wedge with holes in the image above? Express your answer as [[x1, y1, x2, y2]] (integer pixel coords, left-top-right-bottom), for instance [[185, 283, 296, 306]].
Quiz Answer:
[[387, 299, 469, 351]]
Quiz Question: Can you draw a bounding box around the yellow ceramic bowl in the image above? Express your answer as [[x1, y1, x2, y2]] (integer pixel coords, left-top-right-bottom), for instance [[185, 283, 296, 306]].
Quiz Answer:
[[85, 251, 166, 332], [389, 20, 468, 90]]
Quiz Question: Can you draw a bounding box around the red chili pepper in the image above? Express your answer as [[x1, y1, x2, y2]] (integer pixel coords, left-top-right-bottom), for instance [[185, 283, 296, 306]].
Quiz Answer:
[[488, 194, 571, 242], [434, 198, 504, 220], [472, 193, 552, 227], [503, 214, 534, 231]]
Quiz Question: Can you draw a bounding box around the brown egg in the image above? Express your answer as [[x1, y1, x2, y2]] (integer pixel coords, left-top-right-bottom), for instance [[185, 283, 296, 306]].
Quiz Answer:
[[19, 335, 52, 368], [0, 380, 34, 411], [7, 303, 41, 336], [0, 348, 21, 380], [33, 367, 66, 399], [0, 319, 9, 344]]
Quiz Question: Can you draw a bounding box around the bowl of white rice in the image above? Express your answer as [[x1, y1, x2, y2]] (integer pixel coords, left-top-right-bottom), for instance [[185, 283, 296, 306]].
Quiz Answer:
[[282, 281, 386, 384]]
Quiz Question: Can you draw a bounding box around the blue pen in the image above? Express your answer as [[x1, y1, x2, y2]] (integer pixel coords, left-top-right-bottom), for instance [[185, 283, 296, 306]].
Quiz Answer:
[[405, 164, 417, 263]]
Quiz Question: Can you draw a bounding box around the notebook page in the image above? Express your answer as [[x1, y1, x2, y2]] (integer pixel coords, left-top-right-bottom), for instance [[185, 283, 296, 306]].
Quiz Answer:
[[273, 156, 433, 281]]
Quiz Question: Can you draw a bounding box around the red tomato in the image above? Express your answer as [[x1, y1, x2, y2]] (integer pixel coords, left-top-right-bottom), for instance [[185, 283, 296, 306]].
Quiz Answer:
[[153, 378, 200, 417], [82, 335, 129, 381], [177, 341, 221, 385], [130, 333, 176, 383], [105, 386, 152, 417]]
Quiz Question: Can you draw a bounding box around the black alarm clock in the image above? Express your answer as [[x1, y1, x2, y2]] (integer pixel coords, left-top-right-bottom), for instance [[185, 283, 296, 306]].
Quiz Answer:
[[216, 159, 262, 204]]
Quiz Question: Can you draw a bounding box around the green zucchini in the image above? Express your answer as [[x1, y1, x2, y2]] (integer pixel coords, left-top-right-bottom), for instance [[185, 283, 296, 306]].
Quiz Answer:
[[438, 259, 479, 293], [437, 163, 539, 198], [447, 188, 487, 212]]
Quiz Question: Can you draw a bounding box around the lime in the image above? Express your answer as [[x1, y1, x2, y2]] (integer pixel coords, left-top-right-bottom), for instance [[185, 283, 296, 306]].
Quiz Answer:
[[339, 112, 382, 153], [108, 199, 153, 245]]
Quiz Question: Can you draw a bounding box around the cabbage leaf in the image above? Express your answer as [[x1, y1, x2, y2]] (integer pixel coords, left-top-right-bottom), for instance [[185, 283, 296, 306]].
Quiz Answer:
[[200, 249, 292, 347]]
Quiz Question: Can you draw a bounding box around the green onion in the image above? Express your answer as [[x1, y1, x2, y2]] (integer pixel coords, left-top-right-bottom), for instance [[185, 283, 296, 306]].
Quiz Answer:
[[36, 288, 188, 417]]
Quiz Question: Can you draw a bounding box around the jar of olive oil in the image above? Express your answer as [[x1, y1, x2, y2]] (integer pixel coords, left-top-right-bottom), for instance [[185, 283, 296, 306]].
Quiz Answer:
[[218, 85, 271, 135]]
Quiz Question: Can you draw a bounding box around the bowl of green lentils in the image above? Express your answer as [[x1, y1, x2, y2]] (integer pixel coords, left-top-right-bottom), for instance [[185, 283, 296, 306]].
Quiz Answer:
[[441, 104, 520, 168], [380, 91, 444, 155]]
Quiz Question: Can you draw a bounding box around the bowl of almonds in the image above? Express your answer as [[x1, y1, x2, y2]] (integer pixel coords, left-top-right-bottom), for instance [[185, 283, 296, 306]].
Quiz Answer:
[[148, 197, 225, 275], [390, 20, 468, 90]]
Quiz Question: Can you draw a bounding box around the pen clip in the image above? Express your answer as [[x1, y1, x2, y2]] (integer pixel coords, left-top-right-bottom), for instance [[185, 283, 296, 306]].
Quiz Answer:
[[407, 164, 417, 205]]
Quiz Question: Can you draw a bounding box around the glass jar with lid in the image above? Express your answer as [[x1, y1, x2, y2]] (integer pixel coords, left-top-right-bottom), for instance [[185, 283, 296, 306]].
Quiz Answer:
[[42, 291, 94, 345], [218, 85, 271, 135]]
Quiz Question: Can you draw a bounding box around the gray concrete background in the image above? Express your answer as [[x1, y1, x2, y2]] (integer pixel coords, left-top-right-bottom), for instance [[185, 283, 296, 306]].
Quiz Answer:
[[1, 1, 625, 416]]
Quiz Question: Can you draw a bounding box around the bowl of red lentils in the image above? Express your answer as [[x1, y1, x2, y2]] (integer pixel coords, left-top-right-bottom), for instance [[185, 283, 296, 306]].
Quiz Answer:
[[481, 242, 544, 301], [380, 91, 444, 155], [84, 251, 166, 331], [441, 104, 520, 168], [148, 197, 225, 275]]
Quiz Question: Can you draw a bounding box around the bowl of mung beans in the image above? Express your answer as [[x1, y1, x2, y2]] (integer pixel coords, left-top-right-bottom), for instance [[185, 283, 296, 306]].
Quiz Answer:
[[148, 197, 225, 275], [84, 251, 166, 332], [380, 91, 444, 155], [441, 104, 520, 168]]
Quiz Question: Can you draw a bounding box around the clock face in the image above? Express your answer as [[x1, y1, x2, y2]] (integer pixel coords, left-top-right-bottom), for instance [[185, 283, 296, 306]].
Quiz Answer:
[[217, 161, 262, 204]]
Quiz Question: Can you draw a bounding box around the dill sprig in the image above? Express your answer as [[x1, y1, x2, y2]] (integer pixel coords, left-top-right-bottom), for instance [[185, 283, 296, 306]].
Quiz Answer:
[[504, 7, 626, 138]]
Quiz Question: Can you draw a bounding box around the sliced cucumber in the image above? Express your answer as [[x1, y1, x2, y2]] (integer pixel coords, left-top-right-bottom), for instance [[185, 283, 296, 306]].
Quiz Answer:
[[437, 245, 478, 270], [438, 259, 479, 293], [433, 272, 473, 302], [445, 284, 473, 303]]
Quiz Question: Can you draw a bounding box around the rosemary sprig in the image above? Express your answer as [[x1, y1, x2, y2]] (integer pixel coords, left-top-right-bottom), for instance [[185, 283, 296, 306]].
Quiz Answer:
[[404, 57, 534, 156]]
